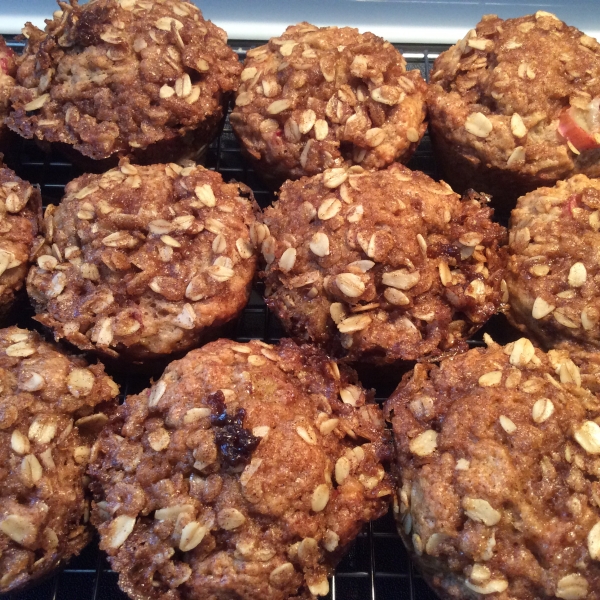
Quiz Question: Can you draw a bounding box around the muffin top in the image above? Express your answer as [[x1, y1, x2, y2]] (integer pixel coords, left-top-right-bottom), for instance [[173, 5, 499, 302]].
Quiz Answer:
[[385, 336, 600, 600], [230, 22, 427, 185], [507, 174, 600, 350], [0, 161, 41, 316], [6, 0, 241, 160], [429, 12, 600, 181], [260, 163, 507, 364], [89, 338, 392, 600], [27, 161, 258, 361], [0, 326, 119, 593]]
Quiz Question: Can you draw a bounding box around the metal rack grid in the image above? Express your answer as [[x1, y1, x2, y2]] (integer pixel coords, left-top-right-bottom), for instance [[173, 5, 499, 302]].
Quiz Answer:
[[2, 39, 458, 600]]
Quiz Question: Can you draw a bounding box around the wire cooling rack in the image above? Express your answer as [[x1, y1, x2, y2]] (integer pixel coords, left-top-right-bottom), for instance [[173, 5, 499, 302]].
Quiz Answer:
[[1, 38, 464, 600]]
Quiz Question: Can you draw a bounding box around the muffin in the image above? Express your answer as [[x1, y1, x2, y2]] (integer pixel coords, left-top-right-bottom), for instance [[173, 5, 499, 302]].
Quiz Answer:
[[428, 12, 600, 207], [88, 338, 393, 600], [259, 163, 507, 364], [0, 326, 119, 593], [6, 0, 241, 167], [0, 161, 42, 319], [26, 161, 258, 363], [385, 335, 600, 600], [0, 37, 16, 148], [230, 23, 427, 188], [506, 174, 600, 350]]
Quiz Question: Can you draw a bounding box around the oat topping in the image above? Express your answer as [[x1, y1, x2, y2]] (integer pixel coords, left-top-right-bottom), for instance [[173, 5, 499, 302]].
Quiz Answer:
[[230, 23, 427, 187], [428, 13, 600, 202], [0, 327, 118, 593], [385, 337, 600, 600], [507, 174, 600, 350], [7, 0, 241, 161], [26, 161, 258, 361], [260, 163, 507, 363], [0, 163, 41, 317], [89, 338, 392, 600]]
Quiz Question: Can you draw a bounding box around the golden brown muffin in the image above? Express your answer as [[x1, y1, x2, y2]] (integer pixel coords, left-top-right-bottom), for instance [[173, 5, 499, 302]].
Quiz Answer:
[[0, 37, 16, 148], [259, 163, 507, 364], [6, 0, 241, 166], [89, 338, 393, 600], [0, 161, 42, 319], [230, 23, 427, 188], [428, 12, 600, 207], [0, 326, 119, 593], [506, 175, 600, 350], [26, 161, 258, 363], [385, 336, 600, 600]]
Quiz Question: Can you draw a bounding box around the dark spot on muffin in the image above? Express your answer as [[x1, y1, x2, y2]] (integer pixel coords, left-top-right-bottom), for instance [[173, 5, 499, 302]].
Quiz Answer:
[[71, 3, 115, 47], [207, 390, 259, 467]]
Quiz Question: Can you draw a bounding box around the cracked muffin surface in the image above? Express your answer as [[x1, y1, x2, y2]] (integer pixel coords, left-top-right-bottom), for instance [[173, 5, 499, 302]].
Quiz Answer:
[[428, 12, 600, 205], [507, 175, 600, 350], [89, 338, 393, 600], [26, 161, 258, 362], [6, 0, 241, 163], [0, 326, 119, 593], [230, 22, 427, 188], [259, 163, 507, 364], [0, 161, 42, 319], [385, 336, 600, 600]]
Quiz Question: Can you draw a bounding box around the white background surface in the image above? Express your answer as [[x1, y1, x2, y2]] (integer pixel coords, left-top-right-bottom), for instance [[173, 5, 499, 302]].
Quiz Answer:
[[0, 0, 599, 43]]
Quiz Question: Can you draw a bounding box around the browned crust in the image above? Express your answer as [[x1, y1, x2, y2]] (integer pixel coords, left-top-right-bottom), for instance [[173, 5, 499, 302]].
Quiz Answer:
[[428, 12, 600, 205], [506, 175, 600, 350], [385, 337, 600, 600], [26, 161, 258, 362], [0, 326, 119, 593], [6, 0, 241, 162], [230, 22, 427, 188], [259, 163, 507, 364], [89, 338, 392, 600]]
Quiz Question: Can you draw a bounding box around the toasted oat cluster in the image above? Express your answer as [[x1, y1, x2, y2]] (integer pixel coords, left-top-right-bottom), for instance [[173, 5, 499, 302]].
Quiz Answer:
[[0, 326, 119, 593], [6, 0, 241, 162], [259, 164, 507, 364], [0, 162, 41, 319], [550, 345, 600, 398], [428, 12, 600, 204], [506, 175, 600, 350], [230, 23, 427, 187], [26, 162, 258, 362], [0, 37, 16, 144], [385, 337, 600, 600], [89, 338, 392, 600]]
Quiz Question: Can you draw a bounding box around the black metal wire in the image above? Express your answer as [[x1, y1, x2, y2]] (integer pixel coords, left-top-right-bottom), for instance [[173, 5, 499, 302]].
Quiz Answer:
[[1, 40, 453, 600]]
